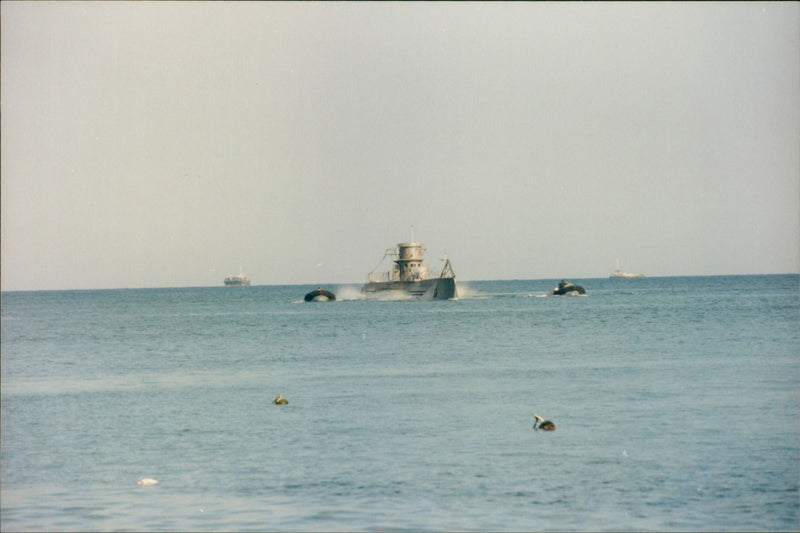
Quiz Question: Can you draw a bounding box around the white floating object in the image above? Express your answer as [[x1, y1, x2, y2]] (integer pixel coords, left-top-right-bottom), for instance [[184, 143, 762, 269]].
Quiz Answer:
[[137, 477, 159, 486]]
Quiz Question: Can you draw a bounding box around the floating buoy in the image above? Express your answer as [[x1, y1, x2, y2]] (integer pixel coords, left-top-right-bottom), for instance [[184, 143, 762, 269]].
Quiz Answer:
[[137, 478, 159, 486], [272, 394, 288, 405]]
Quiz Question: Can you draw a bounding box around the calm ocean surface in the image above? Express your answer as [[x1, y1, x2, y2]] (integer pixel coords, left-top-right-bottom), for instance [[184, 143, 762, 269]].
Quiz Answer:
[[2, 275, 798, 531]]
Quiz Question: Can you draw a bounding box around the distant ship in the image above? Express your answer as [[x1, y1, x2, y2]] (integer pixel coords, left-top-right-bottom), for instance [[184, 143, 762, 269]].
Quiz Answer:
[[610, 259, 644, 278], [361, 240, 457, 300], [224, 267, 251, 286]]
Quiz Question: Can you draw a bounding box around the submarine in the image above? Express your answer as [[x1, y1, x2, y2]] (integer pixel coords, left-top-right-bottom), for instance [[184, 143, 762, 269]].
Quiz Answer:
[[361, 240, 457, 301]]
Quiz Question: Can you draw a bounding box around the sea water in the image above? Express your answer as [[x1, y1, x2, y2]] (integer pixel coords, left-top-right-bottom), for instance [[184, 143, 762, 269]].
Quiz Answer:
[[1, 275, 798, 531]]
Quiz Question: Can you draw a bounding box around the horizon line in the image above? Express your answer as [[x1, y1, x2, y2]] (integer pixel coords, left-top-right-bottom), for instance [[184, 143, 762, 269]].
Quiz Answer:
[[2, 272, 798, 294]]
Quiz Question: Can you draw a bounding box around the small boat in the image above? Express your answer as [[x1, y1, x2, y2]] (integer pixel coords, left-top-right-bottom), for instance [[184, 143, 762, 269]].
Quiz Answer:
[[304, 287, 336, 302], [224, 266, 251, 286], [610, 259, 644, 278], [361, 237, 457, 301], [548, 280, 586, 296]]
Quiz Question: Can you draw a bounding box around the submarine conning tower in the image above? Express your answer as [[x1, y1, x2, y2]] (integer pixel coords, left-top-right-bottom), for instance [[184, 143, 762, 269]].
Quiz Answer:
[[394, 242, 430, 282]]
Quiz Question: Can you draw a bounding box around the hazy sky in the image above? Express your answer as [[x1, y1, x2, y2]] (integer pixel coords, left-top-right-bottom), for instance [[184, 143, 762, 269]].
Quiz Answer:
[[2, 2, 798, 290]]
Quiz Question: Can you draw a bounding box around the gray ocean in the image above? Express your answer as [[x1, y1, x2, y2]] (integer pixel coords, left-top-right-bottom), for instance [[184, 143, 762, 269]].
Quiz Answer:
[[2, 275, 798, 531]]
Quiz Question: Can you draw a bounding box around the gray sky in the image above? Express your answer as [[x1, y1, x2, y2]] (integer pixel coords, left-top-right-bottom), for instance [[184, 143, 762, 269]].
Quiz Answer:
[[2, 2, 798, 291]]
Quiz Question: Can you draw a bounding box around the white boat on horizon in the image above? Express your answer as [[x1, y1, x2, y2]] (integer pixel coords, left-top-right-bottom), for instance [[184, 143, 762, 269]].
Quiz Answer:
[[610, 259, 644, 278], [224, 266, 251, 286]]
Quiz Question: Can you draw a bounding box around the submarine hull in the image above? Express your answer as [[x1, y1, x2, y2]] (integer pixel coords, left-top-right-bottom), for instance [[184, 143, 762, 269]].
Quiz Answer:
[[361, 277, 457, 300]]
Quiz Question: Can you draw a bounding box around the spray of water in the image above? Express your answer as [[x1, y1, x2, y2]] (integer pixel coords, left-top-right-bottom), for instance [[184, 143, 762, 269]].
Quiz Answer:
[[334, 285, 367, 301], [454, 282, 476, 299]]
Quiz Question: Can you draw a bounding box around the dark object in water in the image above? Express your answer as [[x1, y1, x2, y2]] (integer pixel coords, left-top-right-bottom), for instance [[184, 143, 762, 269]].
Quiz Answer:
[[549, 280, 586, 296], [272, 394, 288, 405], [304, 287, 336, 302], [533, 414, 555, 431]]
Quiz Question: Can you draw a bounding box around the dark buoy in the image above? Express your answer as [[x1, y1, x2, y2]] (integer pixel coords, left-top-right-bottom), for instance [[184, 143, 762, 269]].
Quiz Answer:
[[533, 414, 555, 431], [304, 287, 336, 302], [272, 394, 288, 405]]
